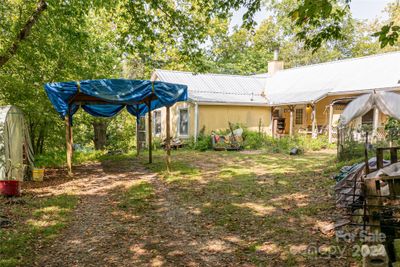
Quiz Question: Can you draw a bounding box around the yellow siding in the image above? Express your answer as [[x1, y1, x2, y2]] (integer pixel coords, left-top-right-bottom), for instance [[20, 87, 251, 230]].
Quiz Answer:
[[198, 105, 271, 134]]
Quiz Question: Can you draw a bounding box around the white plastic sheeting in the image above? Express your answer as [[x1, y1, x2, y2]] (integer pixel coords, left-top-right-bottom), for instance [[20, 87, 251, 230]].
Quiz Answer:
[[339, 91, 400, 126], [0, 106, 34, 181]]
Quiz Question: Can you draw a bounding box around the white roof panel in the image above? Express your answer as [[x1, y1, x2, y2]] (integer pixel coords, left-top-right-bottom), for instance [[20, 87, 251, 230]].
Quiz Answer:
[[265, 51, 400, 105], [154, 51, 400, 106], [154, 69, 268, 104]]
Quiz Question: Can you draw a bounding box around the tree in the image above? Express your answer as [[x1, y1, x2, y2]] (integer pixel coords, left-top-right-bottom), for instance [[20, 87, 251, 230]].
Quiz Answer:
[[0, 0, 47, 68]]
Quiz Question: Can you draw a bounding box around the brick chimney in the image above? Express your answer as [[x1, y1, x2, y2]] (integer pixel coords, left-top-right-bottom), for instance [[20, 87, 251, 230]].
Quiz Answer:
[[268, 48, 284, 75]]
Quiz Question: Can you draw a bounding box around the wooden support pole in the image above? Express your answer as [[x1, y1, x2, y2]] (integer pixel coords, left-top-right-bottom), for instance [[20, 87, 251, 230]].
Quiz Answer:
[[271, 106, 275, 138], [147, 102, 152, 164], [328, 103, 334, 143], [288, 105, 295, 137], [65, 115, 73, 176], [373, 107, 379, 141], [311, 104, 317, 138], [136, 116, 140, 157], [166, 106, 171, 172]]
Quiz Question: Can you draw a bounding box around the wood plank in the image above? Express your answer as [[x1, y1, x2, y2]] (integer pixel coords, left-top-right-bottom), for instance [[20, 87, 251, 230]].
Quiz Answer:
[[147, 102, 152, 164], [390, 147, 398, 164], [377, 148, 384, 170], [65, 116, 73, 176], [166, 106, 171, 172]]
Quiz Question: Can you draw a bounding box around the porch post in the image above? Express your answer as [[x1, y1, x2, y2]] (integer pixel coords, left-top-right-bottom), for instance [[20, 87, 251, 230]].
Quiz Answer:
[[311, 104, 317, 138], [65, 115, 73, 176], [373, 107, 379, 140], [289, 105, 295, 137], [166, 106, 171, 172], [147, 101, 152, 164], [328, 103, 334, 143], [271, 106, 275, 138]]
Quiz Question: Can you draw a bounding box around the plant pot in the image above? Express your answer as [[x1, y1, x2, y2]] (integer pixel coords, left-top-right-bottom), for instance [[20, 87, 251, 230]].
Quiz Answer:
[[0, 180, 21, 197], [32, 168, 45, 182]]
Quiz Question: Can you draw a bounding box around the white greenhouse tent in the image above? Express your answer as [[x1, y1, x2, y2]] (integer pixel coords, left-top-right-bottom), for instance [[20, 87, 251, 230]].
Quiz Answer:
[[0, 106, 34, 181], [340, 91, 400, 126]]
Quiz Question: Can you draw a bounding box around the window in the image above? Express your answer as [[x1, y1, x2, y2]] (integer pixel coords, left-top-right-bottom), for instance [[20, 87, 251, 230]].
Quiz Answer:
[[179, 108, 189, 136], [272, 108, 280, 118], [295, 109, 304, 125], [362, 109, 374, 125], [153, 111, 161, 135]]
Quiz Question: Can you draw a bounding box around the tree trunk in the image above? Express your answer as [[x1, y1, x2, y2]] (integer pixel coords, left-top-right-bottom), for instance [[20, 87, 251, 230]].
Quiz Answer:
[[93, 121, 108, 150], [0, 0, 47, 68]]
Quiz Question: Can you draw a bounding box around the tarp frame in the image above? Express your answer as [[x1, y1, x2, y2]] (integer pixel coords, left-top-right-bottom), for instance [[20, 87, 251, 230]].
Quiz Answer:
[[45, 79, 187, 176]]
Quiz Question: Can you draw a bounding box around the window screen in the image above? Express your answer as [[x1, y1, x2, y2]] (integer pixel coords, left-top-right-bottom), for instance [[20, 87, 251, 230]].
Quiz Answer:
[[179, 108, 189, 136], [154, 111, 161, 135]]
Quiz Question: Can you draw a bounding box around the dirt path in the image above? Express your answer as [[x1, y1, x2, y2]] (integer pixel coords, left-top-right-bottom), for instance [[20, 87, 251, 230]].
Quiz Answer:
[[31, 160, 159, 267]]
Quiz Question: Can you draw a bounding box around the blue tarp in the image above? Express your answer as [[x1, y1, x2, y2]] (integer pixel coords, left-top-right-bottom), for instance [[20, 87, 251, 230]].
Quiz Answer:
[[44, 79, 188, 119]]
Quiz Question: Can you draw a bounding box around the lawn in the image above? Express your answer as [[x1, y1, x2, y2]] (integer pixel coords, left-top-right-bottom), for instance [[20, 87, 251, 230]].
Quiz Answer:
[[0, 194, 78, 267], [117, 149, 356, 266], [0, 149, 358, 266]]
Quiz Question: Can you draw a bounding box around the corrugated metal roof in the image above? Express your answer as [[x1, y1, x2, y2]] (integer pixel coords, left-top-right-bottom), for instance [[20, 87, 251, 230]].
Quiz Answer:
[[154, 69, 268, 104], [154, 51, 400, 106], [265, 51, 400, 105]]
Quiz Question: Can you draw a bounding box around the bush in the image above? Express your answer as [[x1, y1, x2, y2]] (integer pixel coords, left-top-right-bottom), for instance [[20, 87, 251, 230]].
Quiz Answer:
[[187, 133, 212, 151], [186, 123, 334, 154]]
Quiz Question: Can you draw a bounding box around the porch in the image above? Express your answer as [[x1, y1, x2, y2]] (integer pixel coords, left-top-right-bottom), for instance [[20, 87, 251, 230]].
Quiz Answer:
[[270, 95, 388, 143]]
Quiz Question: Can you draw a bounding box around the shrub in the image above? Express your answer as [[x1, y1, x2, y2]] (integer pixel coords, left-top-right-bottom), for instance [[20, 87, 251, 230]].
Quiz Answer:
[[187, 127, 212, 151]]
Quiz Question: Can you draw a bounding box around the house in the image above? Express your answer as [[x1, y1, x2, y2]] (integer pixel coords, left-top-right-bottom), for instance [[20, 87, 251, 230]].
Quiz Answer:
[[147, 51, 400, 143]]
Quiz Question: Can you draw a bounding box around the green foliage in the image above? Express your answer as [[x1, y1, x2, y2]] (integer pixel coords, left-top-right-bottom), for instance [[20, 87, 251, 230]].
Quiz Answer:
[[34, 150, 106, 168], [385, 117, 400, 144], [188, 127, 213, 151]]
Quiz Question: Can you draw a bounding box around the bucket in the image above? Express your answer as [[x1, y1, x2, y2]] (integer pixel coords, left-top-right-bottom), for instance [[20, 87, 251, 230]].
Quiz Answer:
[[32, 168, 45, 182], [0, 180, 21, 197]]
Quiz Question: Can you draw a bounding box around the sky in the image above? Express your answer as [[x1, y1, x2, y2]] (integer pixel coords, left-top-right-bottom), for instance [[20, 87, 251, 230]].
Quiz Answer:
[[231, 0, 395, 29]]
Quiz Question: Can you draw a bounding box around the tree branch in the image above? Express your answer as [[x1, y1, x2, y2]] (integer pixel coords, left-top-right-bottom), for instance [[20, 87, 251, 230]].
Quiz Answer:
[[0, 0, 47, 68]]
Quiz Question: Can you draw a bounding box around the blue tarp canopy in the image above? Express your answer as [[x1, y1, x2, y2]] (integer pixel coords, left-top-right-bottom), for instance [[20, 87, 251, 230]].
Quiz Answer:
[[44, 79, 188, 119]]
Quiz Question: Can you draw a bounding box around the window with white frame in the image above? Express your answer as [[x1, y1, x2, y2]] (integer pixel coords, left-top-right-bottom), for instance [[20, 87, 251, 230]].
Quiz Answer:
[[179, 108, 189, 136], [153, 111, 161, 135], [295, 108, 304, 125]]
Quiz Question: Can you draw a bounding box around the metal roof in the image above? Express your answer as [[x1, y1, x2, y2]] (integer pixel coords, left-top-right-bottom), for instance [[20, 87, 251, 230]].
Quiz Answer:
[[153, 51, 400, 106], [154, 69, 268, 105], [265, 51, 400, 105]]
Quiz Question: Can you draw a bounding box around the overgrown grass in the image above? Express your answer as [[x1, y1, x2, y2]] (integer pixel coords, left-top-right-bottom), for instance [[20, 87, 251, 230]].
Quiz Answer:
[[137, 150, 353, 265], [187, 128, 335, 153], [34, 150, 106, 168], [0, 194, 78, 267], [118, 181, 155, 212], [34, 150, 139, 168]]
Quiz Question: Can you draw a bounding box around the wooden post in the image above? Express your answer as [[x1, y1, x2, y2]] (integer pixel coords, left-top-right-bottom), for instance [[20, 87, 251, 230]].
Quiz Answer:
[[364, 178, 382, 234], [311, 104, 317, 138], [364, 132, 370, 174], [147, 102, 152, 164], [377, 147, 384, 170], [65, 115, 73, 176], [288, 105, 295, 137], [136, 116, 140, 157], [166, 106, 171, 172], [373, 107, 379, 141], [271, 106, 275, 138], [328, 103, 334, 143]]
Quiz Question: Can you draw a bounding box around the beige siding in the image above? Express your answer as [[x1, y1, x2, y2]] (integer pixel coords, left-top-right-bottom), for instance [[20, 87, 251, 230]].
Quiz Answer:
[[198, 105, 271, 134]]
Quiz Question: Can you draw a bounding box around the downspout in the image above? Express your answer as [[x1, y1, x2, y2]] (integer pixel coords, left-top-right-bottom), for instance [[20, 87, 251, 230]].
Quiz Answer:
[[194, 102, 199, 143]]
